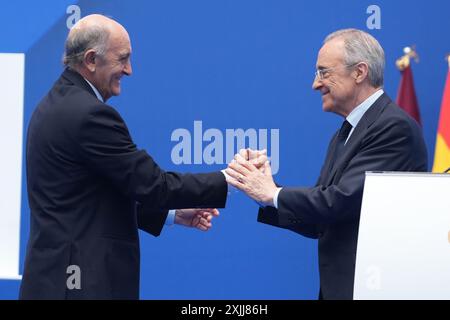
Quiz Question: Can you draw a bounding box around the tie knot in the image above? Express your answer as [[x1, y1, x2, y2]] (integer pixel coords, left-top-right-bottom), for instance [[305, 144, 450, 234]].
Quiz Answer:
[[338, 120, 352, 139]]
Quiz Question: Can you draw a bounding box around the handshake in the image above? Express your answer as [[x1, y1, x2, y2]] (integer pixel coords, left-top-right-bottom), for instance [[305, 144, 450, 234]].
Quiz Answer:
[[176, 149, 277, 232]]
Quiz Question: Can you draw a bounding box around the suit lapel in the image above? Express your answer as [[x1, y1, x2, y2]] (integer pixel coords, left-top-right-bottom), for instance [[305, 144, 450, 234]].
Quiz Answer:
[[324, 134, 339, 174], [324, 93, 391, 185], [314, 130, 340, 186]]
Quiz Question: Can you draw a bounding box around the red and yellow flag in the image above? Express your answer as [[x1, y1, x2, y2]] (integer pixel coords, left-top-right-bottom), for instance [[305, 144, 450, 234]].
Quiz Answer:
[[432, 69, 450, 173]]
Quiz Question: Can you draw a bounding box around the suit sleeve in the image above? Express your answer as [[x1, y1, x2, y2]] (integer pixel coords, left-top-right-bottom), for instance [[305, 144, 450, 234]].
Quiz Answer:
[[275, 115, 427, 227], [76, 104, 228, 211], [136, 204, 169, 236], [256, 137, 338, 238], [257, 206, 319, 239]]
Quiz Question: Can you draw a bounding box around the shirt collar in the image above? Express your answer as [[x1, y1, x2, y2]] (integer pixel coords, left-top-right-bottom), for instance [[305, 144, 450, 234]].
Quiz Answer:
[[346, 89, 384, 128], [83, 78, 104, 103]]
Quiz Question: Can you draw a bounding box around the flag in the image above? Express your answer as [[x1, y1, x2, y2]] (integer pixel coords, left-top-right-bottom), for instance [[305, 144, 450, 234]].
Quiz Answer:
[[432, 70, 450, 173], [396, 65, 422, 125]]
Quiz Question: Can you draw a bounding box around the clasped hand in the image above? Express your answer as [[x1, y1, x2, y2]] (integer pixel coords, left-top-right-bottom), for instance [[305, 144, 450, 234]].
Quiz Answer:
[[225, 149, 278, 207], [175, 148, 277, 232]]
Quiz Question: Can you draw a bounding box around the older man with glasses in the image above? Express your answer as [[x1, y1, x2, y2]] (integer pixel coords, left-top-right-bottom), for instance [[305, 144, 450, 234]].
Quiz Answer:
[[226, 28, 428, 300]]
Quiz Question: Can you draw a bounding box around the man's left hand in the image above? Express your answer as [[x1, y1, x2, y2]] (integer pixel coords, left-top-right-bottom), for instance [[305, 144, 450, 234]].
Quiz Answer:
[[174, 208, 220, 231]]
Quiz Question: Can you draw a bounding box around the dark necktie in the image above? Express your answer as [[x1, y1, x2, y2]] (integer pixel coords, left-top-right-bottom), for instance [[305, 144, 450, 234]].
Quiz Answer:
[[330, 120, 352, 169]]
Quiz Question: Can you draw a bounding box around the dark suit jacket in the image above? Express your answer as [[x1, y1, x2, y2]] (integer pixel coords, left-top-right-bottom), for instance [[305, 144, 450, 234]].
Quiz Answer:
[[20, 68, 227, 299], [258, 93, 428, 300]]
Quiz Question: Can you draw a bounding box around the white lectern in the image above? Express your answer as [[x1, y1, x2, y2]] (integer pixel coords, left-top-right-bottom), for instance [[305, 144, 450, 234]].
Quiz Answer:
[[354, 172, 450, 300], [0, 54, 24, 280]]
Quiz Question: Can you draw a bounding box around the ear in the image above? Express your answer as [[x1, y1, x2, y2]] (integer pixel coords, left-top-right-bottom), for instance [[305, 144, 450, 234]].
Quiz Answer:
[[354, 62, 369, 84], [82, 49, 97, 73]]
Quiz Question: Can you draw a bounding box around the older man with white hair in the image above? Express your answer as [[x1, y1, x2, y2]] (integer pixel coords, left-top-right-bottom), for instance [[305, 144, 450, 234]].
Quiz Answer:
[[226, 29, 428, 300], [21, 14, 234, 299]]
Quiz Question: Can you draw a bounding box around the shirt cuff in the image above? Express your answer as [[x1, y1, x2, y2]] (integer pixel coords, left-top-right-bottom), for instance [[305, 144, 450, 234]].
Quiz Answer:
[[221, 169, 237, 194], [165, 209, 176, 226], [273, 187, 282, 209]]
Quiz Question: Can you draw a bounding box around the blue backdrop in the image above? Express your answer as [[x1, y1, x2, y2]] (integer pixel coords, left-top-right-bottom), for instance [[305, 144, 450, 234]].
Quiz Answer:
[[0, 0, 449, 299]]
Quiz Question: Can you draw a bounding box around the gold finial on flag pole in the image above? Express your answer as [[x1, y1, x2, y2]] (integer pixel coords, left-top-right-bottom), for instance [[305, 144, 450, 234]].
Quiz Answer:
[[396, 46, 419, 71]]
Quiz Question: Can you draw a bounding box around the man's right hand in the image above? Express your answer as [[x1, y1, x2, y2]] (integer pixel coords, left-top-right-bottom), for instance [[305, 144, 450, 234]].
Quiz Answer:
[[222, 148, 267, 186], [239, 148, 268, 173]]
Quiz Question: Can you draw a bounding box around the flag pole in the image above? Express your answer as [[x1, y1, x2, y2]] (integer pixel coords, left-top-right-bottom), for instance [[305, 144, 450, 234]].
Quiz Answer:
[[396, 46, 419, 71]]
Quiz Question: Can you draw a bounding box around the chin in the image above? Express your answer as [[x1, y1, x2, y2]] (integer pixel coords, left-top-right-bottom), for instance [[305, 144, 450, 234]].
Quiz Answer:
[[322, 104, 333, 113], [112, 88, 121, 96]]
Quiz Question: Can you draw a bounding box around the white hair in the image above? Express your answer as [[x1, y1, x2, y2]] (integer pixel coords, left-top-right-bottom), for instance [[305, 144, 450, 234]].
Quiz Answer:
[[325, 28, 385, 87], [63, 24, 110, 68]]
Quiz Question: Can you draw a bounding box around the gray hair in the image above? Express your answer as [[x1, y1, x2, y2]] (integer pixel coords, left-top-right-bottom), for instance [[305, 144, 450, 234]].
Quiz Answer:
[[63, 24, 110, 69], [325, 29, 385, 88]]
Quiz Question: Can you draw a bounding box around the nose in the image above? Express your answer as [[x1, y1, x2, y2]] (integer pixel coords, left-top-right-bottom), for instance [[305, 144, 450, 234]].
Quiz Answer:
[[312, 76, 322, 90], [124, 60, 132, 76]]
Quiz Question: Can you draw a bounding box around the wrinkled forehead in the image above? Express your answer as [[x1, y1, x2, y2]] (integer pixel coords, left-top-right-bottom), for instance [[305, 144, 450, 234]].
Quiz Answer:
[[316, 38, 345, 68]]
